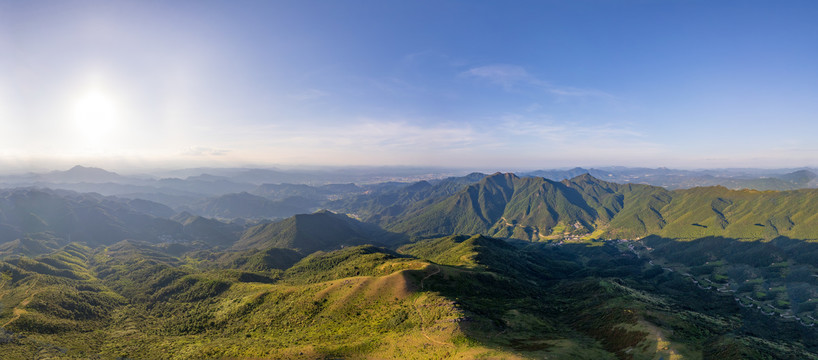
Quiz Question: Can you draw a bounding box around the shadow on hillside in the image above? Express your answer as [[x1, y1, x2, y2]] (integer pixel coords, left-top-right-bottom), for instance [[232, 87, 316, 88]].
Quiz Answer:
[[412, 240, 656, 355], [640, 235, 818, 351], [643, 235, 818, 268], [415, 237, 818, 356]]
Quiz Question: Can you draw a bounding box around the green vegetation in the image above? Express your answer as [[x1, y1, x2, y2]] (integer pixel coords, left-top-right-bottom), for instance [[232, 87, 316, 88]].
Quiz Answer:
[[2, 234, 816, 359], [3, 173, 818, 358], [335, 173, 818, 242], [234, 211, 405, 253]]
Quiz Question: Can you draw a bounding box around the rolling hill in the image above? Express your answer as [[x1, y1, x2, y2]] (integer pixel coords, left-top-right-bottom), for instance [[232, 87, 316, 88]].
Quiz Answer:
[[185, 192, 319, 219], [524, 167, 818, 191], [4, 234, 816, 358], [233, 211, 405, 254], [4, 170, 818, 358], [0, 188, 184, 247]]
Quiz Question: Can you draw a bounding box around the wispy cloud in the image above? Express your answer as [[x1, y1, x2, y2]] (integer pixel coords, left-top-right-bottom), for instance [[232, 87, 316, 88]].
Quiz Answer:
[[182, 146, 230, 157], [267, 119, 480, 152], [223, 111, 665, 167], [501, 115, 643, 139], [289, 89, 329, 101], [222, 118, 495, 166], [401, 50, 466, 67], [462, 64, 537, 89], [352, 120, 480, 149], [495, 113, 661, 159], [364, 77, 426, 95], [462, 64, 615, 100], [547, 87, 615, 99]]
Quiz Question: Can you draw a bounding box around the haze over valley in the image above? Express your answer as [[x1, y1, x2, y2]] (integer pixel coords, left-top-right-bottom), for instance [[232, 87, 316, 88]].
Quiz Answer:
[[2, 0, 818, 359], [2, 166, 818, 358]]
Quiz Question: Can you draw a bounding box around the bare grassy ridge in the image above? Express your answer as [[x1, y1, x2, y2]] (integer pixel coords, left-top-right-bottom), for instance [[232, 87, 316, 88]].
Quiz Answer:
[[2, 235, 818, 359], [0, 241, 535, 359]]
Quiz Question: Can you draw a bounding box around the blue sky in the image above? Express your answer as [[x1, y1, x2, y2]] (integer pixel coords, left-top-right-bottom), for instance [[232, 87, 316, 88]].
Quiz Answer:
[[1, 0, 817, 171]]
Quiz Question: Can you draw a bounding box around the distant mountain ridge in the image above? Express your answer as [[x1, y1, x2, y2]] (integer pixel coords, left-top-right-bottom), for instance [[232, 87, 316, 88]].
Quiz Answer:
[[524, 167, 818, 191], [0, 188, 253, 256], [45, 165, 123, 183], [0, 188, 183, 247], [3, 168, 818, 358], [184, 192, 319, 219], [6, 168, 818, 249], [233, 210, 405, 254], [356, 172, 818, 241], [326, 172, 487, 224]]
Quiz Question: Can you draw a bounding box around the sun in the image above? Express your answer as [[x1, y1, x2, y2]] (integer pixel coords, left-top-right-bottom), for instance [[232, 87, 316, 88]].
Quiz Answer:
[[72, 89, 118, 145]]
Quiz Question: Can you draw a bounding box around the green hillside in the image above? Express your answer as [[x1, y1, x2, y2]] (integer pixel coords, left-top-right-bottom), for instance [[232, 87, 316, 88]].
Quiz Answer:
[[0, 189, 242, 252], [2, 233, 817, 359], [173, 213, 243, 248], [653, 187, 818, 240], [188, 192, 319, 219], [4, 173, 818, 358], [326, 172, 487, 224], [385, 173, 644, 240], [233, 211, 405, 254], [379, 173, 818, 241], [388, 173, 602, 240]]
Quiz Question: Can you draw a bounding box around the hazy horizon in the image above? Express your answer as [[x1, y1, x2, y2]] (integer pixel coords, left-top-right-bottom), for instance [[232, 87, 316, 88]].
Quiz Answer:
[[2, 162, 818, 179], [2, 1, 817, 170]]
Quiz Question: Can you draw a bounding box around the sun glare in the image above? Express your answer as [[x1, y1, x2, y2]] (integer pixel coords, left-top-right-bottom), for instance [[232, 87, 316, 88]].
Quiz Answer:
[[72, 89, 118, 146]]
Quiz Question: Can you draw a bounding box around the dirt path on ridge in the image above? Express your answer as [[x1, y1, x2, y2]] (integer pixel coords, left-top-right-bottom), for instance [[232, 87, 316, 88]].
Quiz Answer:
[[413, 265, 451, 346], [2, 276, 41, 329]]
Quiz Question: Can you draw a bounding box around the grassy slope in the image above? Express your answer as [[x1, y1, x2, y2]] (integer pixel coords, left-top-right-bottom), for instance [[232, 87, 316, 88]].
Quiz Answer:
[[325, 172, 487, 225], [234, 211, 402, 254], [0, 240, 600, 359], [3, 235, 818, 359], [388, 174, 605, 240], [653, 187, 818, 240]]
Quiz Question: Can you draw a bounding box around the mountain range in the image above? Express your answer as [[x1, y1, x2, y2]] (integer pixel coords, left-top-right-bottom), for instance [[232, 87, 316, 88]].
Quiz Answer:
[[335, 172, 818, 242], [524, 167, 818, 190], [2, 165, 818, 216], [2, 168, 818, 358]]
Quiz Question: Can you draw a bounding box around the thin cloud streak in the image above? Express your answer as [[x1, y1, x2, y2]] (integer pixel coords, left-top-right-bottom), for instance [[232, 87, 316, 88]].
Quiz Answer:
[[221, 115, 665, 167], [499, 115, 645, 140], [462, 64, 536, 89], [266, 120, 480, 151], [289, 89, 329, 101], [182, 146, 231, 157], [463, 64, 615, 99]]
